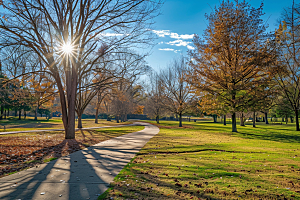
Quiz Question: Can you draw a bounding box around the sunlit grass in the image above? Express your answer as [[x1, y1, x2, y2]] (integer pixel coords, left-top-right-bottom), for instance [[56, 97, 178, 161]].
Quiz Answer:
[[100, 120, 300, 200], [0, 117, 132, 132]]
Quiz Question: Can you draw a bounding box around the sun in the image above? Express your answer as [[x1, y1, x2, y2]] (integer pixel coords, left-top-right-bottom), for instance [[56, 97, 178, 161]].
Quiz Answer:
[[62, 42, 73, 54]]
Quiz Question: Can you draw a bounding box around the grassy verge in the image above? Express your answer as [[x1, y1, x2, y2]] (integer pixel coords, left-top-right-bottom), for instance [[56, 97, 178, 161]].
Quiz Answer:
[[100, 120, 300, 200]]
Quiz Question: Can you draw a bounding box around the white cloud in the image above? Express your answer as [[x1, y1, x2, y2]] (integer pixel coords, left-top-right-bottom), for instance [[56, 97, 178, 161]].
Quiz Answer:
[[170, 33, 194, 40], [152, 30, 194, 40], [152, 30, 171, 37], [159, 48, 175, 51], [158, 48, 181, 53], [166, 40, 191, 47], [187, 45, 195, 50]]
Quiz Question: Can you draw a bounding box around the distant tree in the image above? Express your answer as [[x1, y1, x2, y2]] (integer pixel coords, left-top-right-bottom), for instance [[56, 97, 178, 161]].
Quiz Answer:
[[161, 57, 193, 127], [189, 0, 276, 132], [145, 72, 165, 123], [274, 0, 300, 130]]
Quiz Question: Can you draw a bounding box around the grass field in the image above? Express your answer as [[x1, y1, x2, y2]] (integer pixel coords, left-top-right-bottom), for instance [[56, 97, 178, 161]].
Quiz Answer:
[[99, 120, 300, 200], [0, 117, 131, 132]]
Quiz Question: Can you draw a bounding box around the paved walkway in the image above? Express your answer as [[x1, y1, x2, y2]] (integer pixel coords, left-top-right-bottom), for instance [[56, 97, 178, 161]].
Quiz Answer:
[[0, 122, 159, 200]]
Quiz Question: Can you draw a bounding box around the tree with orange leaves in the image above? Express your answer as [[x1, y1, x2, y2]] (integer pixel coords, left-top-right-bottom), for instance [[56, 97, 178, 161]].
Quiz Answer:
[[188, 0, 276, 132]]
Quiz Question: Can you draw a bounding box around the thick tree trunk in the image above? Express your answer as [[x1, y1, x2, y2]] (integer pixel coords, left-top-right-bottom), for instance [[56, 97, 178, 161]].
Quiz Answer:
[[156, 115, 160, 124], [253, 111, 256, 127], [223, 115, 226, 125], [18, 110, 21, 120], [116, 115, 119, 123], [232, 113, 237, 132], [265, 112, 269, 124], [179, 113, 182, 127], [296, 109, 299, 131], [291, 117, 294, 123], [240, 112, 245, 126], [285, 115, 288, 124], [78, 114, 83, 128]]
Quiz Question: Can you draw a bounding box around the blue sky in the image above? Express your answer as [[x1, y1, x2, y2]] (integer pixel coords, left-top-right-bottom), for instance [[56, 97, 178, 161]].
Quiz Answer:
[[147, 0, 294, 71]]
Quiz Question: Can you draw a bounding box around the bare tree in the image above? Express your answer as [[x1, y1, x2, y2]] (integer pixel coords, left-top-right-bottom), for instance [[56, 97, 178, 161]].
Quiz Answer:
[[0, 0, 161, 138], [161, 57, 192, 127], [145, 71, 164, 123]]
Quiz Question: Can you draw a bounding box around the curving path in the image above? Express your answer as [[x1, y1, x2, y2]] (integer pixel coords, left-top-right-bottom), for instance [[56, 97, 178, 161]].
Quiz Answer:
[[0, 122, 159, 200]]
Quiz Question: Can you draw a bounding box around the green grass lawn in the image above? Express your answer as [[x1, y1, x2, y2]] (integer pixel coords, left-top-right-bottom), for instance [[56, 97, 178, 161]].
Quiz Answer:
[[99, 120, 300, 200], [0, 117, 132, 132]]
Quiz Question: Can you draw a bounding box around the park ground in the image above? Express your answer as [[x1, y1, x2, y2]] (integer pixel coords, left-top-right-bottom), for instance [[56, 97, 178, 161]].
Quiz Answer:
[[99, 120, 300, 200], [0, 117, 139, 177]]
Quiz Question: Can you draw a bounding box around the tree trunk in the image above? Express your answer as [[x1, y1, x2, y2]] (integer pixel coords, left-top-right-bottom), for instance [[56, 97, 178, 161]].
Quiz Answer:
[[24, 110, 26, 119], [179, 112, 182, 127], [95, 104, 99, 124], [4, 109, 6, 119], [296, 109, 299, 131], [0, 105, 3, 120], [18, 110, 21, 120], [156, 115, 160, 124], [291, 116, 294, 123], [240, 112, 245, 126], [116, 115, 119, 123], [213, 115, 217, 123], [34, 105, 38, 121], [232, 113, 237, 132], [285, 115, 288, 124], [78, 114, 83, 128], [265, 112, 269, 124], [223, 115, 226, 125], [253, 111, 256, 128]]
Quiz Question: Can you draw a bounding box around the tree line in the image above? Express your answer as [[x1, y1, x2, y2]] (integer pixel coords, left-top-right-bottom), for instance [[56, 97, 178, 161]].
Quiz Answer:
[[1, 0, 300, 139]]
